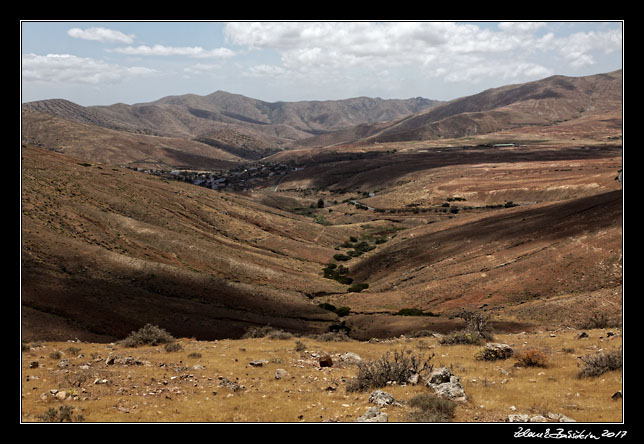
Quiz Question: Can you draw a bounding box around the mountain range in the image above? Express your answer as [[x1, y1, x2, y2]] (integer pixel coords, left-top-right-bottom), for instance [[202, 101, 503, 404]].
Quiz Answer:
[[22, 93, 440, 165], [22, 70, 621, 169], [20, 69, 623, 343]]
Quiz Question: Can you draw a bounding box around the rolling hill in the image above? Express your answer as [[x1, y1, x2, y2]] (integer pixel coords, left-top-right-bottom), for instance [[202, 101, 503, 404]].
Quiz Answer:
[[20, 69, 622, 343], [296, 70, 622, 147], [20, 144, 365, 342], [22, 93, 441, 166]]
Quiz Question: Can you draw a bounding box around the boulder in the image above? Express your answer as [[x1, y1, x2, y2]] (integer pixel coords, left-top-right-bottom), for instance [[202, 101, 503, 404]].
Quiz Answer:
[[357, 407, 388, 422], [426, 367, 467, 402], [339, 352, 362, 365], [368, 390, 395, 407]]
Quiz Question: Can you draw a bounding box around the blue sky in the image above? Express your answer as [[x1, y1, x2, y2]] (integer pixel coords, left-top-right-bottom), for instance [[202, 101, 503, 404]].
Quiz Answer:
[[21, 21, 623, 106]]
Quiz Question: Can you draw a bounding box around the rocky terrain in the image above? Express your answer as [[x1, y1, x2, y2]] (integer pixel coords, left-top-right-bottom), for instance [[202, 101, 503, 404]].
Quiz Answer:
[[21, 326, 622, 423]]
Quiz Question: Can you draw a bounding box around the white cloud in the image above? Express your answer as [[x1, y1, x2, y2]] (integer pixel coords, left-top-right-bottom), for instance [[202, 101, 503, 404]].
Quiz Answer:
[[554, 30, 622, 68], [244, 64, 286, 77], [67, 27, 135, 44], [112, 44, 235, 58], [498, 22, 547, 34], [223, 21, 621, 95], [22, 53, 157, 85]]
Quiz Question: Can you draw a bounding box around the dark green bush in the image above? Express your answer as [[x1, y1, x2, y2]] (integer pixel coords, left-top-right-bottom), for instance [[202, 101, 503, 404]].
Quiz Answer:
[[334, 306, 351, 317], [395, 308, 438, 317], [348, 283, 369, 293], [319, 302, 337, 312]]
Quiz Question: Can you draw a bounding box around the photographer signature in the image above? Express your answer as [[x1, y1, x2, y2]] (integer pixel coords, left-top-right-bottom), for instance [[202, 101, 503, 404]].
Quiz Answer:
[[514, 427, 627, 440]]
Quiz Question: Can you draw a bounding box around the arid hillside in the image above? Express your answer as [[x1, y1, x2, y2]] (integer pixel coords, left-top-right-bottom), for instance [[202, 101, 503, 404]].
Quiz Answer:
[[22, 93, 440, 163], [20, 69, 622, 345], [297, 70, 622, 147], [21, 144, 368, 342]]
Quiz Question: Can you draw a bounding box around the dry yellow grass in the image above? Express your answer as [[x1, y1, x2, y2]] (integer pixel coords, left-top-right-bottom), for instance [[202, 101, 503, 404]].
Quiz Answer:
[[21, 327, 622, 423]]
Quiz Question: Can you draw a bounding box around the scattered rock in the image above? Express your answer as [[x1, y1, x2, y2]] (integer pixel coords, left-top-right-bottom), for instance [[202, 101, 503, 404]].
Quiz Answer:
[[426, 367, 467, 402], [249, 360, 267, 367], [218, 377, 244, 392], [57, 359, 70, 368], [274, 369, 288, 380], [29, 361, 39, 369], [546, 412, 576, 422], [368, 390, 395, 407], [357, 406, 388, 422], [611, 390, 622, 400], [339, 352, 362, 365], [577, 332, 589, 339], [507, 412, 576, 422]]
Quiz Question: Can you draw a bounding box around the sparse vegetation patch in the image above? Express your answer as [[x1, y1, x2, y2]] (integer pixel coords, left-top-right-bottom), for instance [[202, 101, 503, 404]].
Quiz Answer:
[[346, 349, 434, 392], [577, 348, 622, 378], [119, 324, 175, 348]]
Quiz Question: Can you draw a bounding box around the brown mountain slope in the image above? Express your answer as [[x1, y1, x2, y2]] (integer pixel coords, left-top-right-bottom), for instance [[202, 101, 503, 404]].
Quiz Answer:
[[21, 145, 362, 342], [297, 70, 622, 147], [22, 93, 441, 162], [339, 188, 622, 325], [21, 108, 242, 170]]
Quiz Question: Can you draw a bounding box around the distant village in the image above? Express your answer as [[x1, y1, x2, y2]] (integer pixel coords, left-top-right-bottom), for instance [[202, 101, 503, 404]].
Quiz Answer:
[[129, 162, 304, 192]]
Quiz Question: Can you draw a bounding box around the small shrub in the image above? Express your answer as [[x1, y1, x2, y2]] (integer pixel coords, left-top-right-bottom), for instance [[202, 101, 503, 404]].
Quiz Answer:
[[38, 406, 84, 422], [310, 331, 352, 342], [578, 312, 621, 329], [346, 350, 434, 392], [439, 330, 485, 346], [348, 283, 369, 293], [578, 348, 622, 378], [294, 340, 306, 352], [460, 310, 494, 340], [475, 344, 514, 361], [334, 306, 351, 317], [120, 324, 175, 347], [407, 393, 457, 422], [49, 351, 62, 360], [514, 349, 549, 368], [395, 308, 439, 317], [66, 346, 81, 356], [319, 302, 337, 312], [333, 254, 351, 262], [164, 342, 183, 353], [188, 352, 202, 359], [267, 329, 294, 340], [241, 325, 276, 339]]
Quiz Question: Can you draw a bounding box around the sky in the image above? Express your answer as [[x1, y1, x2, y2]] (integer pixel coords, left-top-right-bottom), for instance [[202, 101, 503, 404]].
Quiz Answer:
[[20, 21, 623, 107]]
